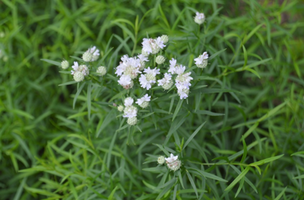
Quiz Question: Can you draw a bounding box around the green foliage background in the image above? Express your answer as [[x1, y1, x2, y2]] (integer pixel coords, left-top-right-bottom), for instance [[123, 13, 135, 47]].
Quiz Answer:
[[1, 0, 304, 199]]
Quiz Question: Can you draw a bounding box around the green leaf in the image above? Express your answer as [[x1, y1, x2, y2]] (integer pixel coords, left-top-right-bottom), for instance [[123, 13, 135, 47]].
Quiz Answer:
[[41, 58, 61, 67], [225, 167, 250, 193], [250, 154, 284, 166], [183, 121, 206, 150], [186, 171, 198, 198]]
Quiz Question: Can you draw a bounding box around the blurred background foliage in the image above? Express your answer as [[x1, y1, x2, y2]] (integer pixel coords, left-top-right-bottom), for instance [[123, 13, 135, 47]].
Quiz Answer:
[[0, 0, 304, 199]]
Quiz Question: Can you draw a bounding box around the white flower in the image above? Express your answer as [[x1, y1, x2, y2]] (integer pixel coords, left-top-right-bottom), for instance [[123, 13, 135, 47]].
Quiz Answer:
[[158, 73, 173, 90], [61, 60, 69, 69], [118, 75, 133, 89], [194, 52, 208, 69], [138, 54, 149, 70], [73, 71, 84, 82], [157, 156, 165, 165], [117, 105, 124, 112], [96, 66, 107, 76], [167, 160, 181, 171], [194, 12, 205, 25], [160, 35, 169, 44], [82, 46, 100, 62], [156, 55, 166, 64], [124, 97, 134, 107], [177, 87, 190, 99], [71, 62, 89, 77], [142, 37, 166, 55], [139, 67, 160, 90], [165, 153, 181, 171], [123, 105, 138, 118], [165, 153, 178, 163], [115, 55, 141, 79], [127, 117, 137, 126], [168, 58, 177, 74], [136, 94, 151, 108]]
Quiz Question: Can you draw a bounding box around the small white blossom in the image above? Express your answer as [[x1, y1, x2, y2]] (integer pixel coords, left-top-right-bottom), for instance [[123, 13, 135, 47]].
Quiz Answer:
[[82, 46, 100, 62], [118, 75, 134, 89], [158, 73, 173, 90], [127, 117, 137, 126], [168, 58, 178, 74], [71, 62, 89, 77], [157, 156, 165, 165], [194, 52, 208, 69], [142, 36, 166, 55], [124, 97, 134, 107], [165, 153, 181, 171], [167, 160, 181, 171], [194, 12, 205, 25], [123, 105, 138, 118], [61, 60, 69, 69], [137, 54, 149, 70], [139, 67, 160, 90], [116, 55, 141, 79], [156, 55, 166, 64], [165, 153, 178, 163], [73, 71, 84, 82], [136, 94, 151, 108]]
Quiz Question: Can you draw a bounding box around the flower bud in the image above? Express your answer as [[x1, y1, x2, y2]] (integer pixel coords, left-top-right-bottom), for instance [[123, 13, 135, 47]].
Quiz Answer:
[[61, 60, 69, 69], [73, 71, 84, 82], [156, 55, 166, 64], [160, 35, 169, 43], [117, 105, 124, 112], [96, 66, 107, 76], [167, 160, 181, 171], [127, 117, 137, 126], [157, 156, 165, 165]]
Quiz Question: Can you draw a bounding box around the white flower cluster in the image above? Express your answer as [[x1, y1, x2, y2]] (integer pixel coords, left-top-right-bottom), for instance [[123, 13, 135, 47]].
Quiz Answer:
[[82, 46, 100, 62], [142, 35, 167, 56], [116, 54, 148, 89], [119, 94, 151, 125], [158, 153, 181, 171], [159, 58, 193, 99], [59, 46, 108, 82], [71, 62, 89, 82], [194, 52, 208, 69], [194, 12, 205, 25]]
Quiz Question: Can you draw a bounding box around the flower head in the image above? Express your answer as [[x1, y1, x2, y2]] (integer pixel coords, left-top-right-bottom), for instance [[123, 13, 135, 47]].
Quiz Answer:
[[139, 67, 160, 90], [156, 55, 166, 64], [73, 71, 84, 82], [142, 36, 166, 55], [194, 12, 205, 25], [194, 52, 208, 69], [158, 73, 173, 90], [165, 153, 178, 163], [123, 105, 138, 118], [127, 117, 137, 126], [160, 35, 169, 44], [124, 97, 134, 107], [96, 66, 107, 76], [82, 46, 100, 62], [136, 94, 151, 108], [157, 156, 165, 165], [61, 60, 69, 69]]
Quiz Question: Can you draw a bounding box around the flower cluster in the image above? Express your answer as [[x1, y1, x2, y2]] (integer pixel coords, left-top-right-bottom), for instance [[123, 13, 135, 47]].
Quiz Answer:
[[142, 36, 167, 55], [194, 12, 205, 25], [82, 46, 100, 62], [158, 153, 181, 171], [71, 62, 89, 82], [59, 46, 108, 82], [194, 52, 209, 69], [116, 55, 148, 89], [119, 94, 151, 125]]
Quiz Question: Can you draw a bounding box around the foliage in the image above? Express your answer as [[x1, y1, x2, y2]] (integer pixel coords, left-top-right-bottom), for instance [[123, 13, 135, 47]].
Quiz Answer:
[[1, 0, 304, 199]]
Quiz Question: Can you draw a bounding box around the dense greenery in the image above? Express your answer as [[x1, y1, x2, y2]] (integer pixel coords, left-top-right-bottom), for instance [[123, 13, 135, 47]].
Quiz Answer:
[[1, 0, 304, 199]]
